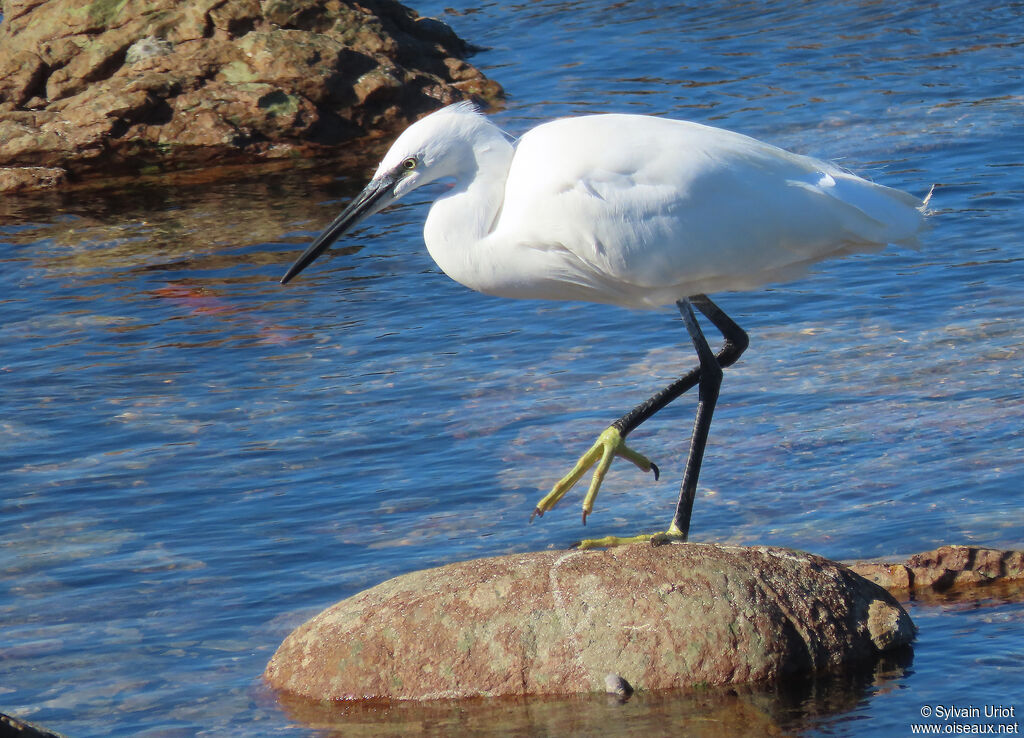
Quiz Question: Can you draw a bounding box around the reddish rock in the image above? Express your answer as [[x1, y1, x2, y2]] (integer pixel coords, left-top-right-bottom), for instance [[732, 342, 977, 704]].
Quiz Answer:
[[0, 165, 66, 192], [264, 543, 913, 701], [850, 545, 1024, 600], [0, 0, 504, 192]]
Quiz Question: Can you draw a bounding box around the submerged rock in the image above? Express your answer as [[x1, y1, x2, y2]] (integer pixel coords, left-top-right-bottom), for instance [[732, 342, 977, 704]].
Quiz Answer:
[[264, 543, 913, 701], [0, 0, 503, 192]]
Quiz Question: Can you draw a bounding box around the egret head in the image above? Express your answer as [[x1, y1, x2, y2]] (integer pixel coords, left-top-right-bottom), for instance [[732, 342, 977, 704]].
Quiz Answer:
[[280, 101, 501, 284]]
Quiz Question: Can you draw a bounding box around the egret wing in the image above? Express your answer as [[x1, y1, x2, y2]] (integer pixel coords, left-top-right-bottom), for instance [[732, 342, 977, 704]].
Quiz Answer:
[[494, 115, 924, 306]]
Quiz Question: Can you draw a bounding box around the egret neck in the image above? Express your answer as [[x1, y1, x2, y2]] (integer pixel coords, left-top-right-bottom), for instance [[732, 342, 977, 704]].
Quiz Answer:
[[422, 125, 514, 295]]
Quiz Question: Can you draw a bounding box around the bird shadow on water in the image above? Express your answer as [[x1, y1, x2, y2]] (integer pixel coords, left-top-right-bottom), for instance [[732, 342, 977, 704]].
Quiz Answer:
[[267, 648, 914, 737]]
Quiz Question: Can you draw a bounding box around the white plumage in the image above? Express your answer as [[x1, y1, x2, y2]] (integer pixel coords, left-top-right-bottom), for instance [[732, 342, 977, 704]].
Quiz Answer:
[[357, 103, 929, 308], [282, 102, 931, 543]]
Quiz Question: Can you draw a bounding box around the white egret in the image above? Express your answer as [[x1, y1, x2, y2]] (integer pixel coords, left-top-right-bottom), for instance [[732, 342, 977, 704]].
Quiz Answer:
[[281, 102, 930, 546]]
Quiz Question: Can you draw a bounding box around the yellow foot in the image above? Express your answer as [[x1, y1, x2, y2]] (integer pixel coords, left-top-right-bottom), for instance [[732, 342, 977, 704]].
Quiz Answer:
[[530, 426, 659, 525], [573, 525, 687, 550]]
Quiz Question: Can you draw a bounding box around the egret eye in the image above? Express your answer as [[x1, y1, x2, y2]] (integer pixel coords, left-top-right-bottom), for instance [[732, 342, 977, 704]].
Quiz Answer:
[[402, 157, 418, 171]]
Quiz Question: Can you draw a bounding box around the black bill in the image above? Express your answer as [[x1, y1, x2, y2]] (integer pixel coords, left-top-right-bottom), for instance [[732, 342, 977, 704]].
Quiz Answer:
[[280, 173, 398, 285]]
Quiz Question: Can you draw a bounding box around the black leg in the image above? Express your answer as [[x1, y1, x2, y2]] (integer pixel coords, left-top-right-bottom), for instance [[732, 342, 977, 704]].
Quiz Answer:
[[612, 294, 748, 438], [668, 298, 723, 540], [691, 294, 749, 368], [612, 294, 748, 541], [532, 294, 748, 538]]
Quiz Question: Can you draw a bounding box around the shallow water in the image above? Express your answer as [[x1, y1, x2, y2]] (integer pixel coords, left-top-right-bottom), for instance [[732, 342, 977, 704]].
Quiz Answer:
[[2, 0, 1022, 735]]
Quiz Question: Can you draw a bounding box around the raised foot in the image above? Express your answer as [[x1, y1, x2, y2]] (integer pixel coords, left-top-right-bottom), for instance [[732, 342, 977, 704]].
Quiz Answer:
[[530, 427, 659, 525]]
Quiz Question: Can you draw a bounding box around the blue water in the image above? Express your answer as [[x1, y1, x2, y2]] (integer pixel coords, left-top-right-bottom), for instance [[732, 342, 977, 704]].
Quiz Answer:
[[2, 1, 1022, 735]]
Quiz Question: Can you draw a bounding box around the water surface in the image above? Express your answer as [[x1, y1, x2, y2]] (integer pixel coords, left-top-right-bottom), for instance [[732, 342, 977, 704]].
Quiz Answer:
[[2, 0, 1022, 735]]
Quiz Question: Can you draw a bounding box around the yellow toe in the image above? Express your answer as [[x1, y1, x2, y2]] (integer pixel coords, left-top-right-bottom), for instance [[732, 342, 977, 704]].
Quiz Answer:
[[532, 426, 657, 524]]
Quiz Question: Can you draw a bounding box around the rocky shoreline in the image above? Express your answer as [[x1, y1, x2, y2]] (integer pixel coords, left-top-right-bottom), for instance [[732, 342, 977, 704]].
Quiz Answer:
[[0, 0, 503, 193]]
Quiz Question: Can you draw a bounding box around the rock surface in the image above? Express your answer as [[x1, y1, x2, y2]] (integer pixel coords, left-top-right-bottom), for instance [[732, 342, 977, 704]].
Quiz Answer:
[[849, 545, 1024, 601], [0, 710, 66, 737], [0, 0, 503, 192], [264, 543, 913, 701]]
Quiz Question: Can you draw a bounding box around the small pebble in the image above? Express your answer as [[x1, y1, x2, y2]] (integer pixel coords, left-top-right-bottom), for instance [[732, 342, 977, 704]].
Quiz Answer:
[[604, 672, 634, 700]]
